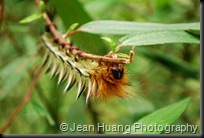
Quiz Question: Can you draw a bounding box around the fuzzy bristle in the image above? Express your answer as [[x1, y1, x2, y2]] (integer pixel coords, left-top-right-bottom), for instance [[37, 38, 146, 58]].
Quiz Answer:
[[76, 77, 84, 99]]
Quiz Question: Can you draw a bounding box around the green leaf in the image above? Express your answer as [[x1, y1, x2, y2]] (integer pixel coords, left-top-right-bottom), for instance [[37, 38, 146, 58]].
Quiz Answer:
[[19, 13, 42, 24], [79, 20, 200, 35], [66, 23, 79, 35], [124, 97, 191, 134], [101, 37, 114, 44], [40, 0, 46, 13], [0, 56, 37, 101], [32, 101, 55, 126], [120, 30, 200, 46], [101, 37, 116, 52], [116, 53, 130, 58]]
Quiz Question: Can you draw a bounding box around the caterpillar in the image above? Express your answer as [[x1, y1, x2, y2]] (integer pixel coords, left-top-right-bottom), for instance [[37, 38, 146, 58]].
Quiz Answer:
[[41, 32, 133, 104]]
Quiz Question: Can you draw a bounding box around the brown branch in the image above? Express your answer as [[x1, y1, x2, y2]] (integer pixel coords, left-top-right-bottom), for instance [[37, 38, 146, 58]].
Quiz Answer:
[[0, 0, 4, 28], [64, 29, 80, 38], [35, 0, 130, 64], [0, 66, 44, 134]]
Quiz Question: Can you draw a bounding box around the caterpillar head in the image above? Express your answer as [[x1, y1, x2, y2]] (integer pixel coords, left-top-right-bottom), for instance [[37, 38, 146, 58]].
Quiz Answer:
[[90, 63, 129, 100], [111, 64, 124, 79]]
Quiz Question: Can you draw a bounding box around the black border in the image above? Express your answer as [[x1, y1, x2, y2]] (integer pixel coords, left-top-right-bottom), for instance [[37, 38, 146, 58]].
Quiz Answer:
[[200, 0, 203, 137], [0, 1, 203, 138]]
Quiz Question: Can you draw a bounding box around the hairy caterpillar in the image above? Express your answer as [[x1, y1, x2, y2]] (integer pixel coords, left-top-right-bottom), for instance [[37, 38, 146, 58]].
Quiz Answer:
[[41, 32, 132, 104]]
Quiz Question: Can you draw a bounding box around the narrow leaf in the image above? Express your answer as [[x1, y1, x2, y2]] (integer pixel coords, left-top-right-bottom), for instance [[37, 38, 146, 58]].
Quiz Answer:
[[101, 37, 116, 52], [0, 56, 37, 101], [32, 101, 55, 126], [116, 53, 130, 58], [79, 20, 200, 35], [124, 97, 191, 134], [19, 13, 42, 24], [101, 37, 113, 44], [40, 0, 46, 13], [120, 30, 200, 46], [66, 23, 79, 35]]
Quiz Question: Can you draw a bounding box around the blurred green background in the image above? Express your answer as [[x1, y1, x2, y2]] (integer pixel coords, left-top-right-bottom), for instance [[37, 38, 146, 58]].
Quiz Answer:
[[0, 0, 200, 134]]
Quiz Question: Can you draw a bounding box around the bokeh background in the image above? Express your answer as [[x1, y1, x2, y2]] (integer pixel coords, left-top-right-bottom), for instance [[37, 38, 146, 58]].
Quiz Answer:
[[0, 0, 200, 134]]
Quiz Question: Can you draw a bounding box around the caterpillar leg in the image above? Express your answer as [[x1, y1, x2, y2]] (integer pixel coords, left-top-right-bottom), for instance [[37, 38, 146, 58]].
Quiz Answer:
[[129, 46, 135, 63]]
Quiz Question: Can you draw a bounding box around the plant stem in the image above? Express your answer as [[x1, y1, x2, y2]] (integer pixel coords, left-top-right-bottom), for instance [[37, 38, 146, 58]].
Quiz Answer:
[[64, 29, 80, 38], [0, 0, 4, 28]]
